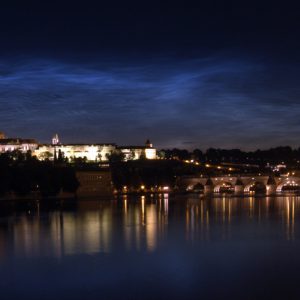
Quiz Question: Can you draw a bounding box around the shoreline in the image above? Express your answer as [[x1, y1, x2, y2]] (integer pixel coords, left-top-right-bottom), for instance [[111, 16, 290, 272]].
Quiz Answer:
[[0, 191, 300, 203]]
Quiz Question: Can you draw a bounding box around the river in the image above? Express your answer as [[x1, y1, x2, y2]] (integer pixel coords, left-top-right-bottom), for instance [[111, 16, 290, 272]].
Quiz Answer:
[[0, 194, 300, 299]]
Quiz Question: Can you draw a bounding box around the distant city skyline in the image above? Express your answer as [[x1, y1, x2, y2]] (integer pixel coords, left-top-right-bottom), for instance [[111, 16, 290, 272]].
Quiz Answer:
[[1, 3, 300, 150]]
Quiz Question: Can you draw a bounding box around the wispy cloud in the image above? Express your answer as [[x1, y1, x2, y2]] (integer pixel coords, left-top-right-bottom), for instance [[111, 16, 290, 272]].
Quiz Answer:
[[0, 55, 300, 149]]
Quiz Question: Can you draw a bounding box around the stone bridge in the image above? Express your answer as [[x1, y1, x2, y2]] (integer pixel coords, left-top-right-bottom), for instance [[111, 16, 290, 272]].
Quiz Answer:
[[179, 175, 300, 195]]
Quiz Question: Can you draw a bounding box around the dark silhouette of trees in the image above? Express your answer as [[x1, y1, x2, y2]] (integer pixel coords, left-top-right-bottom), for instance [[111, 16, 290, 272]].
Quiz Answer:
[[110, 160, 202, 191], [160, 146, 300, 167], [0, 151, 79, 198], [11, 166, 32, 196], [106, 150, 125, 163], [192, 149, 204, 161], [38, 151, 53, 160], [70, 156, 88, 164]]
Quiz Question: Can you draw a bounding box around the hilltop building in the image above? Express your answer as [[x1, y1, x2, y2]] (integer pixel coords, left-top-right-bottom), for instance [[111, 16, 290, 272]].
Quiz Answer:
[[0, 132, 38, 153], [117, 139, 157, 160], [34, 135, 157, 161], [35, 142, 116, 161], [52, 133, 59, 145], [0, 132, 157, 161]]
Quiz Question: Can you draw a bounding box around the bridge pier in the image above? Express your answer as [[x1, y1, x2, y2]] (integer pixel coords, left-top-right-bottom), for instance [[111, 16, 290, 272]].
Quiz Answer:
[[266, 184, 277, 195], [266, 176, 277, 195], [204, 178, 214, 195], [234, 178, 244, 195], [234, 185, 244, 195]]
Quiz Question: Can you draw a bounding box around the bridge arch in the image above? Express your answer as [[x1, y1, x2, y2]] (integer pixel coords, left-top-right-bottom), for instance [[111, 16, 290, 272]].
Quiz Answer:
[[214, 182, 233, 193], [276, 179, 300, 192], [193, 182, 204, 192], [186, 182, 205, 192], [244, 181, 266, 194], [186, 184, 194, 191]]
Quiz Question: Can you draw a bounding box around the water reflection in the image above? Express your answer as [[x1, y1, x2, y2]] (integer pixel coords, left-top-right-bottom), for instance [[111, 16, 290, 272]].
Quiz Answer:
[[185, 195, 299, 242], [122, 194, 168, 252], [0, 195, 300, 259]]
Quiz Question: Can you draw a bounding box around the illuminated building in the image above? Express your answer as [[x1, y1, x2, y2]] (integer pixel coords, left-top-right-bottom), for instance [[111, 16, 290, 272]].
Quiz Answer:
[[117, 139, 157, 160], [35, 143, 116, 161], [0, 131, 38, 153], [34, 135, 157, 162], [52, 133, 59, 145], [0, 132, 156, 162]]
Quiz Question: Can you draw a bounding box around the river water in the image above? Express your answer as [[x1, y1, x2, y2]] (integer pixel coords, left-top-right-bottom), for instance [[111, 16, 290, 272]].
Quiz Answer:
[[0, 194, 300, 299]]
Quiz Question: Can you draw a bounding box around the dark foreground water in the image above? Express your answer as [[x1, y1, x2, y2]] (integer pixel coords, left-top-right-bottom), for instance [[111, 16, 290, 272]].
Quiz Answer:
[[1, 194, 300, 299]]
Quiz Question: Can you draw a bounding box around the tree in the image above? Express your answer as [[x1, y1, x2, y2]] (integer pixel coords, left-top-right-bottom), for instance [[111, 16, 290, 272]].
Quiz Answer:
[[39, 151, 53, 160], [139, 151, 146, 160], [11, 166, 32, 196], [70, 156, 88, 164], [97, 153, 102, 161], [37, 166, 63, 197], [106, 151, 125, 163], [157, 150, 165, 159], [9, 150, 25, 162], [127, 149, 136, 160], [57, 149, 64, 162], [192, 149, 204, 162]]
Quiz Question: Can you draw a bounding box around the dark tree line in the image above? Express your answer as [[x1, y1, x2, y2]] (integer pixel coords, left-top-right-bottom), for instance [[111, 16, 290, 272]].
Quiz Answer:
[[159, 146, 300, 167], [0, 151, 79, 198], [110, 159, 204, 191]]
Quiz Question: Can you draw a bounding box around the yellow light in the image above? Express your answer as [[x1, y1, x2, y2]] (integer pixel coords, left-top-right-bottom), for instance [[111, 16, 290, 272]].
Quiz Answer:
[[217, 166, 221, 169], [205, 164, 210, 167], [145, 148, 156, 159], [141, 185, 145, 190]]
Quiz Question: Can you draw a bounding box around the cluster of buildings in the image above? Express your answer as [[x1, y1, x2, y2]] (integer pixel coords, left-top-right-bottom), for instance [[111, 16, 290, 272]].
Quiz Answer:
[[0, 132, 157, 161]]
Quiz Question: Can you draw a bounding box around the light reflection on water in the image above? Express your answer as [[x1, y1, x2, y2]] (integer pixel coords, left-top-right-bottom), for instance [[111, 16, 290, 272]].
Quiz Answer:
[[0, 195, 299, 259], [185, 195, 300, 242], [2, 195, 300, 299]]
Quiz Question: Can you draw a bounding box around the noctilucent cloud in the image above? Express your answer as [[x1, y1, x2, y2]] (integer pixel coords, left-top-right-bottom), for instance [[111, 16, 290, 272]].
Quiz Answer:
[[1, 2, 300, 150]]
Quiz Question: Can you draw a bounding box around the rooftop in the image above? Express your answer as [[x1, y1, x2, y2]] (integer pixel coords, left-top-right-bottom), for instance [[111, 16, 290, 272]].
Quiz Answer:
[[0, 138, 37, 145], [38, 143, 116, 147]]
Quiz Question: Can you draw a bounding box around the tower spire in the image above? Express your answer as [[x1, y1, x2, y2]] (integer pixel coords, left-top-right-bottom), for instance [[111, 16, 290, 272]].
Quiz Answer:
[[52, 134, 59, 145], [145, 139, 152, 148]]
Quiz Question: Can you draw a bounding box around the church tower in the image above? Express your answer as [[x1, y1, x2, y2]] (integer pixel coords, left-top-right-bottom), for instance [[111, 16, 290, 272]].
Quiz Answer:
[[145, 139, 152, 148], [52, 134, 60, 145]]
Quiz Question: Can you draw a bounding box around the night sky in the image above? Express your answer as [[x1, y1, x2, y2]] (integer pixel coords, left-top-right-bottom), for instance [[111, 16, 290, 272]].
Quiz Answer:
[[1, 2, 300, 150]]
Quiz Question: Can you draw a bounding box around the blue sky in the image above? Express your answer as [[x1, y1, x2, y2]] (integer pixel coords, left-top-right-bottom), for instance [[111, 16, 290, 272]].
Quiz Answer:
[[1, 54, 300, 150], [0, 2, 300, 150]]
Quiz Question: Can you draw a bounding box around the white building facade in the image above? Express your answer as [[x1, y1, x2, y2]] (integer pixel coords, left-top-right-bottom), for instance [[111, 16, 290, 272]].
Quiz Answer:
[[34, 144, 116, 161], [0, 138, 38, 153], [0, 132, 157, 162]]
